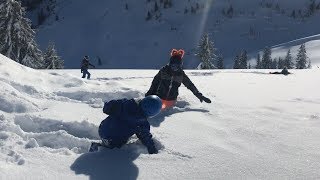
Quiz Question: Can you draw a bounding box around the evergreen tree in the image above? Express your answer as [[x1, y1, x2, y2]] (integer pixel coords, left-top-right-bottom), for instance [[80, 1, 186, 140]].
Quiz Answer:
[[97, 56, 102, 66], [146, 11, 152, 21], [0, 0, 44, 68], [184, 7, 188, 14], [43, 42, 64, 69], [256, 53, 261, 69], [296, 43, 308, 69], [284, 49, 294, 69], [239, 50, 248, 69], [233, 55, 240, 69], [227, 5, 234, 18], [291, 10, 296, 18], [261, 47, 272, 69], [195, 33, 216, 69], [154, 2, 159, 12], [278, 57, 284, 69], [307, 0, 316, 16], [271, 58, 278, 69], [217, 55, 224, 69], [317, 2, 320, 10], [307, 60, 312, 69]]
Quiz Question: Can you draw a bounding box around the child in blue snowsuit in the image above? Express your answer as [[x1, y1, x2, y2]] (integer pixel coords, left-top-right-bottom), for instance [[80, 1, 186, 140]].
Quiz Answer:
[[90, 95, 162, 154]]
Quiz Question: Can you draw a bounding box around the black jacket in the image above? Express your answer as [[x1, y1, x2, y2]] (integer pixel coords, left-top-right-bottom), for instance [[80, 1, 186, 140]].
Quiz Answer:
[[146, 65, 200, 100], [81, 59, 94, 69]]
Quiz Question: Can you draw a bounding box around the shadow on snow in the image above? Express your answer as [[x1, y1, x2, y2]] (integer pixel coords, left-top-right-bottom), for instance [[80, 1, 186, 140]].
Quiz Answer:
[[149, 100, 210, 127], [70, 147, 140, 180]]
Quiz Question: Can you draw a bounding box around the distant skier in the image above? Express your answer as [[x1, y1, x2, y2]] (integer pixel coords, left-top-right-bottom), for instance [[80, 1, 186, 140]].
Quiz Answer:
[[269, 67, 291, 75], [145, 49, 211, 109], [81, 55, 95, 79], [89, 95, 162, 154]]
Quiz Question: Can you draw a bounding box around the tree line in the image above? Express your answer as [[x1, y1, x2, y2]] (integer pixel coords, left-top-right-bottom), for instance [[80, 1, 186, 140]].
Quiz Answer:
[[196, 33, 311, 70]]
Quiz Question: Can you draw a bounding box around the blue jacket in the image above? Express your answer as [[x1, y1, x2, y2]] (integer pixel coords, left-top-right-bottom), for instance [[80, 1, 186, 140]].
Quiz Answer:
[[98, 98, 156, 152]]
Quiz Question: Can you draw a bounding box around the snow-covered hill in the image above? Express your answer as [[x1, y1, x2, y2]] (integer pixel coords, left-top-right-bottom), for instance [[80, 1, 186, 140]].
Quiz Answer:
[[25, 0, 320, 68], [248, 34, 320, 68], [1, 54, 320, 179]]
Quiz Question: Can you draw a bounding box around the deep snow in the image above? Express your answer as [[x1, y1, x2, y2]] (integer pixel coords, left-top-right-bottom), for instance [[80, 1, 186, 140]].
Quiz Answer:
[[1, 54, 320, 179]]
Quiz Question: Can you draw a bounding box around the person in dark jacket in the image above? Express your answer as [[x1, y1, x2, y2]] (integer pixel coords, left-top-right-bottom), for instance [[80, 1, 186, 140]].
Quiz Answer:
[[269, 67, 291, 75], [81, 55, 95, 79], [146, 49, 211, 109], [89, 95, 162, 154]]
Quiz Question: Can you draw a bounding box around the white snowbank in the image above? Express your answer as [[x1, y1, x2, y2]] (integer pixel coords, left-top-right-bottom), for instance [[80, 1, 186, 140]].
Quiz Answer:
[[1, 54, 320, 179]]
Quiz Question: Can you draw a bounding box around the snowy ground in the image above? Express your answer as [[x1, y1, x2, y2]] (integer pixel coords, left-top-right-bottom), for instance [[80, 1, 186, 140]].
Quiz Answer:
[[1, 54, 320, 179]]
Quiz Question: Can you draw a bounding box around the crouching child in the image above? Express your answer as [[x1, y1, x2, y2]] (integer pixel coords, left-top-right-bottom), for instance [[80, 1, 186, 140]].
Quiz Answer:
[[89, 95, 162, 154]]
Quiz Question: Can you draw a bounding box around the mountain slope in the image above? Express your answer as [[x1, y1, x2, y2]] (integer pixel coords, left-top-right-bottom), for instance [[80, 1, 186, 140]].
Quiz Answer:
[[26, 0, 320, 68]]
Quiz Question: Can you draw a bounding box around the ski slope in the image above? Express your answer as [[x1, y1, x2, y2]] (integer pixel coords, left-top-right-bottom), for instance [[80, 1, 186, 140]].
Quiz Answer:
[[1, 54, 320, 179]]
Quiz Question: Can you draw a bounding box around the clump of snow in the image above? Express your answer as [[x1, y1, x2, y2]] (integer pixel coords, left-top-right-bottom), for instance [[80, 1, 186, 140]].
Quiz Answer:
[[14, 115, 99, 139], [25, 138, 39, 149]]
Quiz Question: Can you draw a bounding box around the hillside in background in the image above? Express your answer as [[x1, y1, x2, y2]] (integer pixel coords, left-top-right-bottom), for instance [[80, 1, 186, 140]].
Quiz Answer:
[[22, 0, 320, 68]]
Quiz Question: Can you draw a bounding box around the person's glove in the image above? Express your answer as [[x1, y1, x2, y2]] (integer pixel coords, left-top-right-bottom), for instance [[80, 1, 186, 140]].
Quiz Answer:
[[195, 93, 212, 103], [147, 145, 158, 154], [81, 69, 83, 73]]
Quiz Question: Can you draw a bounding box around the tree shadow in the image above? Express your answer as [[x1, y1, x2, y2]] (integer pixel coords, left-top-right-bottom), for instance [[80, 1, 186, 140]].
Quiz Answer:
[[70, 147, 140, 180], [149, 100, 210, 127]]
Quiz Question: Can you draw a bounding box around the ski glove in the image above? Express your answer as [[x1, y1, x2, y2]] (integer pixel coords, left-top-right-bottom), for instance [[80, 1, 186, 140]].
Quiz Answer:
[[147, 145, 158, 154], [195, 93, 212, 103]]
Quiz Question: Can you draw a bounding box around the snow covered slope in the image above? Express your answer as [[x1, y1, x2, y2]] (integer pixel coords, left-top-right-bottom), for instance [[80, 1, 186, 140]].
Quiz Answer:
[[271, 34, 320, 68], [248, 34, 320, 68], [1, 54, 320, 179], [28, 0, 320, 68]]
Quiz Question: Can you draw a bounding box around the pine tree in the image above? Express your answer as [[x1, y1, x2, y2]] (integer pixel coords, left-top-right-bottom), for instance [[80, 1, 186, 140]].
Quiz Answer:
[[316, 2, 320, 10], [307, 0, 316, 16], [195, 33, 216, 69], [233, 55, 240, 69], [291, 10, 296, 18], [43, 42, 64, 69], [278, 57, 284, 69], [307, 60, 312, 69], [217, 55, 224, 69], [284, 49, 294, 69], [0, 0, 44, 68], [196, 34, 216, 69], [97, 56, 102, 66], [271, 58, 278, 69], [227, 5, 234, 18], [239, 50, 248, 69], [256, 53, 261, 69], [261, 47, 272, 69], [154, 2, 159, 12], [296, 43, 308, 69], [146, 11, 152, 21]]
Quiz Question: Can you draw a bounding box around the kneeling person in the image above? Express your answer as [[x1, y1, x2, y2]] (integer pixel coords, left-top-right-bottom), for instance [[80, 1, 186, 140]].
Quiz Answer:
[[90, 95, 162, 154]]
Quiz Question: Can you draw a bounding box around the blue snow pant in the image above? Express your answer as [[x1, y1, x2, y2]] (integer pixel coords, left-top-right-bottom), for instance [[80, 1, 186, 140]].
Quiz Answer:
[[81, 68, 91, 79]]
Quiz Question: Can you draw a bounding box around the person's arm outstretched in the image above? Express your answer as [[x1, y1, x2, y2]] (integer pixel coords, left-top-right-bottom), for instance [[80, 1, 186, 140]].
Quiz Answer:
[[182, 72, 211, 103]]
